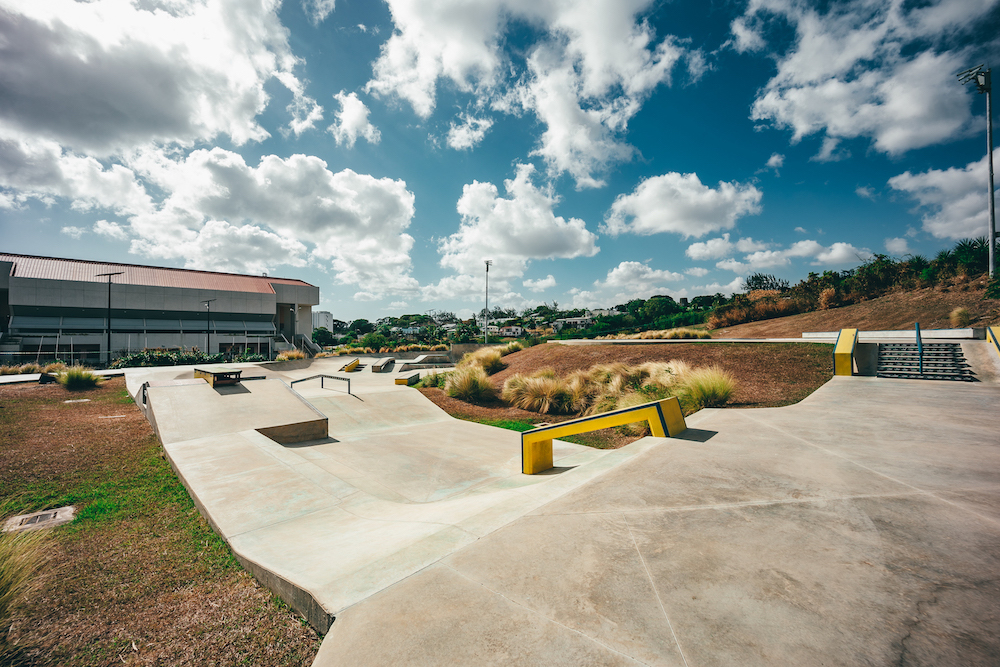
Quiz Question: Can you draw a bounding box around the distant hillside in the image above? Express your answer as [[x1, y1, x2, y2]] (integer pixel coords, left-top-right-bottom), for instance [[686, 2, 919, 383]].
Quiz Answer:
[[712, 282, 999, 339]]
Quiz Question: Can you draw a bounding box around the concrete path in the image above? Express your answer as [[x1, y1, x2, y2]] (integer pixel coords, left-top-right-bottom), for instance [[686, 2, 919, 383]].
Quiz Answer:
[[315, 377, 1000, 666]]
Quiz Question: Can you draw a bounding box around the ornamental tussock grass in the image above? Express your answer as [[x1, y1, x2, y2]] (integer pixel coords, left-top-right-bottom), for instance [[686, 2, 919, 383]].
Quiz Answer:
[[275, 349, 307, 361], [444, 366, 495, 403], [57, 366, 103, 391], [596, 327, 711, 340], [0, 523, 50, 660], [501, 372, 571, 414], [458, 347, 505, 375], [950, 306, 971, 328], [499, 341, 524, 355], [675, 365, 736, 410]]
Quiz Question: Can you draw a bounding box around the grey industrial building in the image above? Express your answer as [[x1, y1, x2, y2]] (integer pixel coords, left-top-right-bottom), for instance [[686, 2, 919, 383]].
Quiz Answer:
[[0, 253, 319, 365]]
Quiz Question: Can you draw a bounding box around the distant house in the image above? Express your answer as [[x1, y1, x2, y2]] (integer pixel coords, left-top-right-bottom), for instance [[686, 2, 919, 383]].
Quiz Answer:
[[499, 325, 524, 337], [391, 326, 421, 336], [553, 316, 593, 332]]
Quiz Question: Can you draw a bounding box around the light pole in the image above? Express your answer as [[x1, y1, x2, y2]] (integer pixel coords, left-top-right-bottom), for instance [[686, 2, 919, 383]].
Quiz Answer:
[[484, 260, 492, 344], [201, 299, 216, 355], [959, 64, 995, 277], [96, 271, 123, 366]]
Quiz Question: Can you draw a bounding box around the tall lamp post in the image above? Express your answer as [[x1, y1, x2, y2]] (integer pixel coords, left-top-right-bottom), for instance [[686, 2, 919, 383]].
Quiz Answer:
[[201, 299, 216, 355], [96, 271, 123, 366], [959, 64, 995, 277], [484, 260, 492, 344]]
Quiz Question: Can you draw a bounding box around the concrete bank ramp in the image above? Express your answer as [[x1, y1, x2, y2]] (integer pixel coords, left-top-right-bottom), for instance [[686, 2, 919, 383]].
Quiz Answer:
[[134, 359, 656, 634]]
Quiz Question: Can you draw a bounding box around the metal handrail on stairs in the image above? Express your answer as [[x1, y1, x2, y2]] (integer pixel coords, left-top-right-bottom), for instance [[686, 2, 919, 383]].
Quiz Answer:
[[915, 322, 923, 375]]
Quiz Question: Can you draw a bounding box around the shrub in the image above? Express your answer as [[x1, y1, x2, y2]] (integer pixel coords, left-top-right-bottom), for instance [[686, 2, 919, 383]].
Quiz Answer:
[[58, 366, 103, 391], [275, 349, 307, 361], [950, 307, 971, 328], [43, 362, 68, 374], [431, 344, 450, 351], [818, 287, 837, 310], [417, 370, 449, 389], [444, 366, 495, 403], [0, 526, 49, 659], [676, 366, 736, 410]]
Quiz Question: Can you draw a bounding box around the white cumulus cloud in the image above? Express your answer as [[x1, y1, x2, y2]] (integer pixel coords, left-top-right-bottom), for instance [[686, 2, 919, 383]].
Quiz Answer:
[[716, 238, 870, 272], [888, 155, 992, 240], [366, 0, 699, 188], [438, 163, 599, 281], [735, 0, 990, 156], [93, 220, 128, 240], [603, 172, 763, 238], [884, 237, 910, 255], [523, 275, 557, 292], [446, 114, 494, 150], [328, 92, 381, 148]]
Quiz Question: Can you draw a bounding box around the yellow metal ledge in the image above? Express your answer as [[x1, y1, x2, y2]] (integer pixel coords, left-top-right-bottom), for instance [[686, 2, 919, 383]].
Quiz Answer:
[[340, 358, 360, 372], [395, 372, 420, 386], [521, 397, 686, 474], [833, 328, 858, 376]]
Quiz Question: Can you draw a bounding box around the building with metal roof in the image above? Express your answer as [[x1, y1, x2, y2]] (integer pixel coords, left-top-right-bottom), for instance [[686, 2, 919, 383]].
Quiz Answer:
[[0, 253, 320, 365]]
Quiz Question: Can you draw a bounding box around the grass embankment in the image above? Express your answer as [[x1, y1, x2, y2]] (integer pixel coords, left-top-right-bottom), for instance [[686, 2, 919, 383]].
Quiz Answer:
[[0, 378, 320, 666], [420, 342, 833, 448]]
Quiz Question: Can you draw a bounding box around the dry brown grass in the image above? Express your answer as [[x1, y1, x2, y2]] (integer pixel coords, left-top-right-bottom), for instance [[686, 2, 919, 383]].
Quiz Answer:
[[0, 379, 321, 666]]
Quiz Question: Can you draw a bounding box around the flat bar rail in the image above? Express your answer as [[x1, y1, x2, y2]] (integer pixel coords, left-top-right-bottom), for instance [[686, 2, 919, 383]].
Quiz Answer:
[[290, 374, 352, 395], [520, 397, 686, 475], [915, 322, 923, 375]]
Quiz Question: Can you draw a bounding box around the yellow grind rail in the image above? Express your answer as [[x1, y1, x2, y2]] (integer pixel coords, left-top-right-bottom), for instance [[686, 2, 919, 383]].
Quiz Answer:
[[989, 327, 1000, 360], [521, 397, 686, 475], [833, 328, 858, 376], [340, 358, 360, 372]]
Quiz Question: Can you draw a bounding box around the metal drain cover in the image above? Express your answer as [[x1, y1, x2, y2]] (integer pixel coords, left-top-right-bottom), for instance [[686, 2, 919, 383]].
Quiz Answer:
[[3, 506, 76, 533]]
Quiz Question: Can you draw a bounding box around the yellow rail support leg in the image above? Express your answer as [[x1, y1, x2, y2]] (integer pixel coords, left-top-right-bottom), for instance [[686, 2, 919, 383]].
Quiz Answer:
[[833, 328, 858, 376], [521, 396, 686, 474]]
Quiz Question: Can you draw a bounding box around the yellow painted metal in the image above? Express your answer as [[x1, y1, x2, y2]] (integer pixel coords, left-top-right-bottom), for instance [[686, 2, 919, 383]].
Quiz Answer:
[[521, 397, 686, 474], [395, 372, 420, 386], [522, 438, 554, 475], [833, 328, 858, 376], [989, 327, 1000, 359], [341, 358, 360, 372]]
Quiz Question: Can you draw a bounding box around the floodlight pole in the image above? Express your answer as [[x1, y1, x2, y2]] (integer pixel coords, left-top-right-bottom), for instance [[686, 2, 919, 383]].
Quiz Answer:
[[959, 64, 996, 277], [484, 260, 492, 344], [96, 271, 123, 366], [202, 299, 216, 355]]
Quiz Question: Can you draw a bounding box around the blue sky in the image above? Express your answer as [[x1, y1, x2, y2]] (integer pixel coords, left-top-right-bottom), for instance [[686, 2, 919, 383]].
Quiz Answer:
[[0, 0, 997, 320]]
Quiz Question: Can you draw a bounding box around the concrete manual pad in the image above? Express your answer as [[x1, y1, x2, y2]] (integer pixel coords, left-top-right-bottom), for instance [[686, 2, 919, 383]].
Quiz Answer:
[[316, 375, 1000, 666]]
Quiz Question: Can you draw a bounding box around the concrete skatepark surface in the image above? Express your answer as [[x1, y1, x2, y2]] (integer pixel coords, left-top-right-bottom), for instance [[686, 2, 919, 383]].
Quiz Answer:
[[113, 347, 1000, 665]]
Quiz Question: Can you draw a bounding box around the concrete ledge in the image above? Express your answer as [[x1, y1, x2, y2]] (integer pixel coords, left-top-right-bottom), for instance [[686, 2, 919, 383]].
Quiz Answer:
[[804, 328, 985, 340]]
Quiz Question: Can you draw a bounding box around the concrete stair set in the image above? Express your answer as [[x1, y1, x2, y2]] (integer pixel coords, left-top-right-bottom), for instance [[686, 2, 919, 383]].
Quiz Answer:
[[876, 342, 975, 382]]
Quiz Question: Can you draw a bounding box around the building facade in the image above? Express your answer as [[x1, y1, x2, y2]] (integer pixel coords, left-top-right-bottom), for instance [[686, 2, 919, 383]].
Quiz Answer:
[[0, 253, 319, 364]]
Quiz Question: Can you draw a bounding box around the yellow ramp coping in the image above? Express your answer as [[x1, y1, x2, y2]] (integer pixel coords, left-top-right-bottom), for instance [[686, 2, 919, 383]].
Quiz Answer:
[[521, 397, 686, 475], [833, 328, 858, 376], [989, 327, 1000, 360]]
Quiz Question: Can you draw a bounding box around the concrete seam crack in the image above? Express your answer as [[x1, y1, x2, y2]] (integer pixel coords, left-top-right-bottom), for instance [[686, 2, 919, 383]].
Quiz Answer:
[[622, 513, 690, 667], [442, 563, 649, 666]]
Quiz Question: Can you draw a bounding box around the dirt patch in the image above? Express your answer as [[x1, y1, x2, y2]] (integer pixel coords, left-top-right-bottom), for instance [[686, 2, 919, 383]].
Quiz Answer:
[[714, 283, 1000, 339], [0, 378, 321, 666], [420, 342, 833, 449]]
